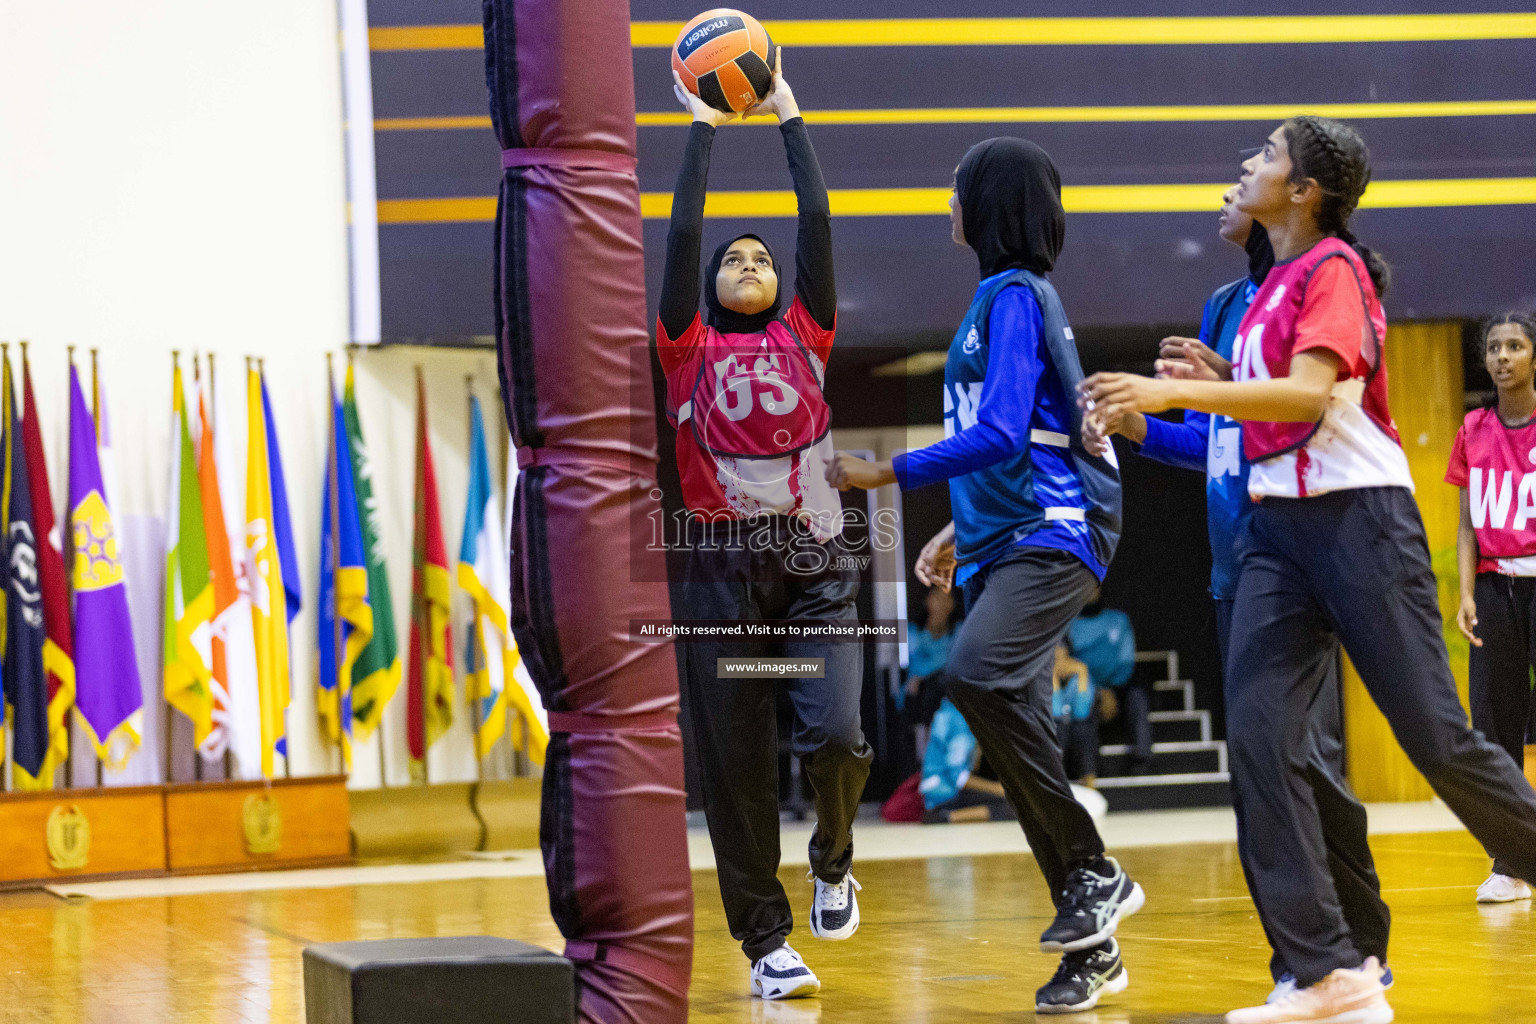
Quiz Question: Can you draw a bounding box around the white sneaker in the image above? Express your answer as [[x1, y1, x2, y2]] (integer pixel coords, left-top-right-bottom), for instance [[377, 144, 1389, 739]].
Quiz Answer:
[[751, 943, 821, 1000], [1270, 967, 1394, 1004], [1227, 957, 1392, 1024], [807, 870, 861, 940], [1476, 873, 1532, 903]]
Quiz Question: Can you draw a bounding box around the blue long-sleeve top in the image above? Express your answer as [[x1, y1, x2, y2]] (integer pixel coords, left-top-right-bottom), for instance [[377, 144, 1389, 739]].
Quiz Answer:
[[893, 281, 1104, 583], [1133, 278, 1256, 599]]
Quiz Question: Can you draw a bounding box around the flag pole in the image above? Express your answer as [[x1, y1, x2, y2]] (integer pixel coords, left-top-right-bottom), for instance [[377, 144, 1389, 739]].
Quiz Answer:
[[90, 348, 106, 789], [167, 350, 184, 785], [0, 340, 9, 791], [209, 352, 234, 781], [258, 357, 290, 783], [326, 353, 346, 779], [191, 353, 208, 786], [463, 376, 482, 786], [29, 341, 71, 793], [63, 345, 83, 786], [413, 365, 428, 786]]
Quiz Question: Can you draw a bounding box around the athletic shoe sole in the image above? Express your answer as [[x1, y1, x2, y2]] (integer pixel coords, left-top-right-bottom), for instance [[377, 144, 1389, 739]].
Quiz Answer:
[[809, 893, 861, 941], [1042, 882, 1147, 954], [1035, 966, 1130, 1014], [751, 975, 821, 1000], [1476, 889, 1532, 904]]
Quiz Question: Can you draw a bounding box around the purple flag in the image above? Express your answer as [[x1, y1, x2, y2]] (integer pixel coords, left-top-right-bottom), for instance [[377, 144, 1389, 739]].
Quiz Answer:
[[68, 364, 143, 764]]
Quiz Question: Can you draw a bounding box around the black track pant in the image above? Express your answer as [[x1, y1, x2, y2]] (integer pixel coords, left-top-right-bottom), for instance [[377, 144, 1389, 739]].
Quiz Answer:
[[1469, 572, 1536, 876], [1215, 599, 1389, 982], [681, 522, 873, 962], [945, 545, 1106, 904], [1228, 487, 1536, 987]]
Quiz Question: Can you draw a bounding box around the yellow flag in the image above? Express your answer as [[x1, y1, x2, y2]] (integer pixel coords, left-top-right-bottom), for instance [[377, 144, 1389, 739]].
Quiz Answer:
[[245, 365, 290, 777]]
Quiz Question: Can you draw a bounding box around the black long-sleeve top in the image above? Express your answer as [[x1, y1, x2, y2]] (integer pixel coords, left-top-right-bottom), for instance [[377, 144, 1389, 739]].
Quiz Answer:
[[656, 117, 836, 341]]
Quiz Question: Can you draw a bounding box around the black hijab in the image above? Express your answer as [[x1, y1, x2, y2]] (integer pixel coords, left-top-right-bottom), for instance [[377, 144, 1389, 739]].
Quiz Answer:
[[1244, 221, 1275, 285], [955, 138, 1065, 279], [704, 233, 783, 334]]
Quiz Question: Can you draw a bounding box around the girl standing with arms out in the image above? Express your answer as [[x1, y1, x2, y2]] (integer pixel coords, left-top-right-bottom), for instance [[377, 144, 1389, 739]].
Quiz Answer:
[[659, 58, 872, 1001], [1449, 310, 1536, 904], [827, 138, 1142, 1015], [1090, 188, 1390, 1003], [1081, 116, 1536, 1024]]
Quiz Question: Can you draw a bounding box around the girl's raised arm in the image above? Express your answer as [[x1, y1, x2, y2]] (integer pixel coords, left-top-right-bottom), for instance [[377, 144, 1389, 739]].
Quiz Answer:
[[658, 73, 732, 342]]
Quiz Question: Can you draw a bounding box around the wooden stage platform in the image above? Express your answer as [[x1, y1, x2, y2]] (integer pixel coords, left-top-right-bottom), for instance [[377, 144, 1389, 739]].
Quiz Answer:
[[1, 816, 1531, 1023]]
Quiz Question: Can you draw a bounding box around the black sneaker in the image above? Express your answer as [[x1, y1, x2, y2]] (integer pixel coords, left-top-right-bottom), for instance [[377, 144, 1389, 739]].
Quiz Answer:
[[1039, 856, 1145, 953], [1035, 938, 1129, 1014]]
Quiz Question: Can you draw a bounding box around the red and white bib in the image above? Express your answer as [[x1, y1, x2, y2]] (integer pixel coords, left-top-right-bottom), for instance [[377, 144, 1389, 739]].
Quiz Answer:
[[1446, 407, 1536, 574], [1231, 238, 1412, 498], [657, 298, 844, 539]]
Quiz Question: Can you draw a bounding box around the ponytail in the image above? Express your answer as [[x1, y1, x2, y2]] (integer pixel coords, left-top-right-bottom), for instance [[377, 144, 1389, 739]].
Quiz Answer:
[[1284, 116, 1392, 297], [1338, 229, 1392, 297]]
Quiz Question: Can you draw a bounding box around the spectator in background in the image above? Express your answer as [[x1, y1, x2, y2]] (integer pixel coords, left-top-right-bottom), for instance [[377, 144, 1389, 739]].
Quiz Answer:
[[916, 698, 1016, 823], [1448, 310, 1536, 904], [899, 585, 959, 752], [1053, 644, 1103, 786], [1069, 600, 1141, 771]]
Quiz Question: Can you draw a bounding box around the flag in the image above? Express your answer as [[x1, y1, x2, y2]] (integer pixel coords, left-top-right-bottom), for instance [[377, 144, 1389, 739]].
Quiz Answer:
[[261, 373, 302, 635], [5, 353, 53, 789], [163, 359, 216, 746], [69, 362, 143, 765], [317, 364, 371, 767], [211, 361, 262, 777], [503, 419, 547, 763], [245, 364, 290, 778], [459, 394, 546, 762], [195, 368, 246, 761], [342, 362, 399, 739], [406, 370, 453, 772], [21, 348, 75, 786]]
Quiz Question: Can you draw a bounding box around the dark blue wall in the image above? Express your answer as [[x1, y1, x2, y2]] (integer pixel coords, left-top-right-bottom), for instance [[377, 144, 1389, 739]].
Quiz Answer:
[[366, 2, 1536, 347]]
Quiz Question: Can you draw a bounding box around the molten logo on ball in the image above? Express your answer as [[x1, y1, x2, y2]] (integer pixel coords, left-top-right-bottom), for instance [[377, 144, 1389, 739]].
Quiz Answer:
[[672, 8, 778, 114]]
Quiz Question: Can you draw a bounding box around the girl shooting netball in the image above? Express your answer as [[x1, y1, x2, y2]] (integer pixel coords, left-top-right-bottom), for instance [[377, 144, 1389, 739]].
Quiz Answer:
[[659, 34, 871, 1001]]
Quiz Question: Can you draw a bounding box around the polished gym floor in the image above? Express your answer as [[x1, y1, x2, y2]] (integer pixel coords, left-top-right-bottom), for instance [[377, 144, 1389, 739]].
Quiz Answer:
[[4, 809, 1533, 1023]]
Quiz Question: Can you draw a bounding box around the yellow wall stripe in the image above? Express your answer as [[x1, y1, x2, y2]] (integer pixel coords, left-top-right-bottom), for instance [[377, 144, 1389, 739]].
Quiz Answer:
[[376, 116, 492, 131], [370, 25, 480, 50], [370, 15, 1536, 51], [374, 100, 1536, 132], [376, 177, 1536, 224]]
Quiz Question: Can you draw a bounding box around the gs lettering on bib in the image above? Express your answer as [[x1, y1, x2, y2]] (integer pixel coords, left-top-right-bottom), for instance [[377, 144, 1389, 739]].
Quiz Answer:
[[684, 322, 829, 460], [1447, 406, 1536, 574], [657, 298, 845, 538]]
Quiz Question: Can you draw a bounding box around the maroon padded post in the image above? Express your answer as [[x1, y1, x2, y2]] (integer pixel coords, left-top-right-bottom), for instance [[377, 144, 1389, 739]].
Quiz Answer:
[[484, 1, 694, 1021]]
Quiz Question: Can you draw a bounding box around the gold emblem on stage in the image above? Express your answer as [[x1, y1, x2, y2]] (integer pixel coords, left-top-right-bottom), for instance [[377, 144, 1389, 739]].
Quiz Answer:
[[46, 805, 91, 871], [242, 792, 283, 855]]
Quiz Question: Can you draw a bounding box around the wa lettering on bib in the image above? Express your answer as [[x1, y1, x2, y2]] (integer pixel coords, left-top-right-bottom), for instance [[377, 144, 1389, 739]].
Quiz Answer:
[[1447, 406, 1536, 574]]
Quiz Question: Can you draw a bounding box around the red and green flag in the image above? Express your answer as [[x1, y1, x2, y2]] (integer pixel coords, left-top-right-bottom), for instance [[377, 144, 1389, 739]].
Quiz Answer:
[[406, 368, 453, 776]]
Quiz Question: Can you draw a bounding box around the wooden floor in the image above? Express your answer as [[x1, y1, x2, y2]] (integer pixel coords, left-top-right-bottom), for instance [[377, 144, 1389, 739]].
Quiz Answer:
[[2, 828, 1533, 1022]]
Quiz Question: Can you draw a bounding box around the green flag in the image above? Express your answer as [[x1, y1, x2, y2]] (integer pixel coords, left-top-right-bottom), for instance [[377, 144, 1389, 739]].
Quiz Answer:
[[164, 360, 216, 746], [344, 361, 400, 738]]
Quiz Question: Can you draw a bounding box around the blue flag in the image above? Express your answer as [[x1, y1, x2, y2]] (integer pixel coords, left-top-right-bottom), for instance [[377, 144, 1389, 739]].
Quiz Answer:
[[317, 375, 371, 766], [262, 375, 302, 626], [6, 364, 51, 788]]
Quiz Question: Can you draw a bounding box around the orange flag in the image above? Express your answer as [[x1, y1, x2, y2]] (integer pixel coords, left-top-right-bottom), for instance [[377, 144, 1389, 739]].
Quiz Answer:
[[196, 376, 239, 760]]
